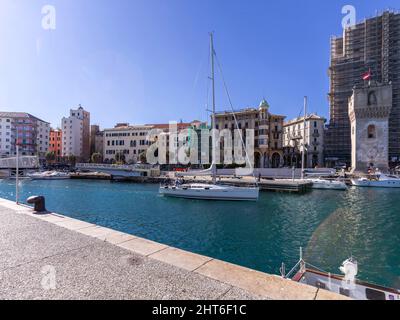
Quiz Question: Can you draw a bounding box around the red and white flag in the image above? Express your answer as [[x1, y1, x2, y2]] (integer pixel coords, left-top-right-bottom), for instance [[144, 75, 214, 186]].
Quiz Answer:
[[362, 69, 372, 81]]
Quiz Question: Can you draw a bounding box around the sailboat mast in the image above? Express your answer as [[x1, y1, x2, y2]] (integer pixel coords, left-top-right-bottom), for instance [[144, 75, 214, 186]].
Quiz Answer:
[[210, 32, 217, 184], [301, 96, 308, 180]]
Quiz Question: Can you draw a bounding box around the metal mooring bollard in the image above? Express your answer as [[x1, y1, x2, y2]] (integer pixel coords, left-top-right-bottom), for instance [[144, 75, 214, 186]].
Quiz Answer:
[[26, 196, 47, 213]]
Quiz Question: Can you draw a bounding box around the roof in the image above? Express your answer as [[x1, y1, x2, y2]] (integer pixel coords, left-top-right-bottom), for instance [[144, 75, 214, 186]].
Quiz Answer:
[[145, 122, 195, 130], [259, 99, 270, 108], [0, 111, 49, 124], [104, 125, 154, 132], [283, 114, 326, 126], [215, 108, 285, 119]]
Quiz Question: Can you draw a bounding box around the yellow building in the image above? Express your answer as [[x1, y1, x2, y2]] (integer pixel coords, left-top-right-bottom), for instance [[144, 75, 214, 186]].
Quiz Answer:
[[214, 99, 285, 168]]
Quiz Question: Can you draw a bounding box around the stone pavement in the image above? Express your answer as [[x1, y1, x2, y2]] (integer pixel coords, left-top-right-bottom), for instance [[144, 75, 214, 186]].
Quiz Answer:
[[0, 198, 347, 300]]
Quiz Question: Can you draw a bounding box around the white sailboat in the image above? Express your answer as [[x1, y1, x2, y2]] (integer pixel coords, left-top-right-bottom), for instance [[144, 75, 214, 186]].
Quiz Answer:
[[159, 33, 259, 201], [27, 171, 70, 180], [298, 97, 347, 191], [351, 170, 400, 188]]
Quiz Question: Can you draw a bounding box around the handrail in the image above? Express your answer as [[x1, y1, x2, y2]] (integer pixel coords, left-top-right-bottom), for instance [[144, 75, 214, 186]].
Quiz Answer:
[[76, 163, 158, 170]]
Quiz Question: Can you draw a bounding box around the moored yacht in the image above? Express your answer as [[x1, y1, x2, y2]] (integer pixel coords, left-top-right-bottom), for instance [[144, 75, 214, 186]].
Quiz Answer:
[[159, 33, 259, 202], [306, 178, 347, 190], [351, 171, 400, 188], [283, 249, 400, 300], [159, 183, 259, 201], [27, 171, 70, 180]]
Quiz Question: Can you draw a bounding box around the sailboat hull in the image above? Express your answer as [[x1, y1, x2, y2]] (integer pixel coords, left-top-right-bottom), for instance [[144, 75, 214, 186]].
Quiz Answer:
[[351, 179, 400, 188], [159, 184, 259, 201]]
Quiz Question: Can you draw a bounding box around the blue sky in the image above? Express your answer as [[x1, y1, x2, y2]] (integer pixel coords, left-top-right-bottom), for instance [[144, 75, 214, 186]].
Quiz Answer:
[[1, 0, 399, 128]]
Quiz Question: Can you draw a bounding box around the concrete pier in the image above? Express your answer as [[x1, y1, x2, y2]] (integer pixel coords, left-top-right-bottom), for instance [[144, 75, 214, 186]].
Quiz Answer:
[[71, 173, 312, 193], [0, 198, 347, 300]]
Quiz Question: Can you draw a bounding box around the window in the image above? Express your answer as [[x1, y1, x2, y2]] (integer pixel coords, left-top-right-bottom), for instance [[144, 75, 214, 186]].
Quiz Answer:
[[339, 288, 350, 297], [368, 125, 376, 139], [365, 288, 386, 300]]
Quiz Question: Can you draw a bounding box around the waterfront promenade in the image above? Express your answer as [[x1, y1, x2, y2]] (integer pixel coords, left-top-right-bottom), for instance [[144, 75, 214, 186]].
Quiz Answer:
[[0, 198, 347, 300]]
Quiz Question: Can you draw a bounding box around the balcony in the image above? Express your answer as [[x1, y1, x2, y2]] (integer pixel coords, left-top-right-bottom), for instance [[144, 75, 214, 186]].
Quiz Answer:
[[288, 133, 302, 140]]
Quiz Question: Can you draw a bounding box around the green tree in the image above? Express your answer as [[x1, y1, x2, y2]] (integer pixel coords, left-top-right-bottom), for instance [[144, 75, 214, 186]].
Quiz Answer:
[[115, 152, 126, 164], [68, 155, 77, 167], [139, 151, 147, 164], [91, 152, 102, 164], [45, 151, 56, 163]]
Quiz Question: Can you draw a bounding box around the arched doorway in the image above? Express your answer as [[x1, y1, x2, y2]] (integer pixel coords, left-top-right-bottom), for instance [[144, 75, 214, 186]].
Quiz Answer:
[[271, 153, 281, 168], [254, 152, 261, 168]]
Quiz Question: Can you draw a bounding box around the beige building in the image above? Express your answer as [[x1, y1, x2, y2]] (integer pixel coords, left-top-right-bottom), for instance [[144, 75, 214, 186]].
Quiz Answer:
[[103, 124, 153, 164], [214, 99, 285, 168], [103, 121, 206, 165], [283, 114, 326, 168], [61, 105, 90, 161], [90, 125, 104, 157]]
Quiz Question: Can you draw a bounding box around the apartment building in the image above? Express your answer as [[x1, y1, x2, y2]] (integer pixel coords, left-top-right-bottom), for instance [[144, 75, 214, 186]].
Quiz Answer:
[[0, 112, 49, 158], [283, 114, 326, 168], [61, 105, 90, 160], [36, 120, 50, 157], [103, 124, 153, 164], [103, 121, 205, 165], [49, 128, 62, 159], [90, 125, 104, 156], [214, 99, 285, 168]]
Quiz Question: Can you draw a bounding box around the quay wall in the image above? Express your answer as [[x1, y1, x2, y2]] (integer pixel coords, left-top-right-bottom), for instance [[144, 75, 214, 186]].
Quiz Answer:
[[0, 197, 349, 300]]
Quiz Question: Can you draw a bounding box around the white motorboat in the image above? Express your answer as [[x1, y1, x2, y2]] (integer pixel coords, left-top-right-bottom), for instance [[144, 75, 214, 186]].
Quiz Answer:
[[283, 249, 400, 300], [159, 183, 259, 201], [306, 178, 347, 190], [27, 171, 70, 180], [351, 171, 400, 188], [159, 33, 259, 202]]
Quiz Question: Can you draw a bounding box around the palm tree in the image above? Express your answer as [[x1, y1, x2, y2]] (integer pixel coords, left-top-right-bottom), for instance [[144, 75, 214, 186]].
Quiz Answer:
[[139, 151, 147, 164], [115, 152, 126, 164], [91, 153, 102, 164], [45, 151, 56, 164], [68, 155, 77, 167]]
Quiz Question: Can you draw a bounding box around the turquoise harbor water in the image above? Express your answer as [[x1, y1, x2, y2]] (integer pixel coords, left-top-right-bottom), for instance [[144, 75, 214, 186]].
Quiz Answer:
[[0, 179, 399, 288]]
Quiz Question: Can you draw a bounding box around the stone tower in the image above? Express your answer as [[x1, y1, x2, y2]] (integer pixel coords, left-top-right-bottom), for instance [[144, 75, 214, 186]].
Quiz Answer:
[[348, 83, 392, 173]]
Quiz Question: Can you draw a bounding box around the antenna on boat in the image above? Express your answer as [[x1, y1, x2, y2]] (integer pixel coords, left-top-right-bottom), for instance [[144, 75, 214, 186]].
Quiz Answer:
[[15, 128, 20, 204], [299, 246, 303, 260], [210, 32, 217, 185], [299, 247, 306, 273], [280, 262, 286, 278], [301, 97, 307, 180]]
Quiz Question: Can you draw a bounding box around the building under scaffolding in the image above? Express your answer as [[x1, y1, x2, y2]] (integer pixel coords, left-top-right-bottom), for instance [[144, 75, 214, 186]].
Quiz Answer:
[[325, 10, 400, 166]]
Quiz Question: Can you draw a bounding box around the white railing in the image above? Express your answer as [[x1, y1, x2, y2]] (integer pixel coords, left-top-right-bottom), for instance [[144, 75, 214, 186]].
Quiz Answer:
[[76, 163, 157, 171], [0, 156, 39, 169]]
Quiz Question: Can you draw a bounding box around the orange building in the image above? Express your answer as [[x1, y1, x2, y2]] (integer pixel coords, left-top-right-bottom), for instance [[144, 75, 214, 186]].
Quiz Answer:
[[49, 128, 62, 159]]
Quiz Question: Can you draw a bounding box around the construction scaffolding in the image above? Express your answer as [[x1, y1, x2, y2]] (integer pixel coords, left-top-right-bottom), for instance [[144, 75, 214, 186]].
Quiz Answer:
[[325, 10, 400, 164]]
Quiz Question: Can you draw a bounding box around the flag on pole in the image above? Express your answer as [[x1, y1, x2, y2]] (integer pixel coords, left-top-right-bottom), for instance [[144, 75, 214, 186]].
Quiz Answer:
[[362, 69, 372, 81]]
